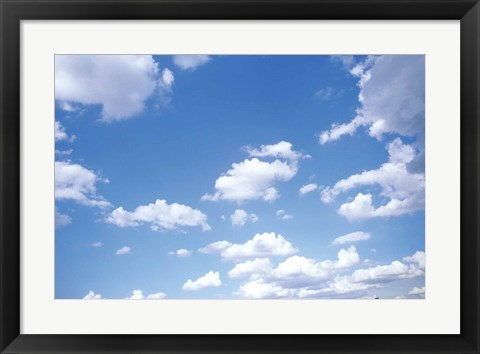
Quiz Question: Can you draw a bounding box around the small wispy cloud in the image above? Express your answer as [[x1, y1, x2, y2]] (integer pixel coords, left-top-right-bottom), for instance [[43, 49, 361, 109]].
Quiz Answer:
[[170, 249, 192, 257], [330, 231, 371, 246], [116, 246, 131, 255], [276, 209, 293, 220]]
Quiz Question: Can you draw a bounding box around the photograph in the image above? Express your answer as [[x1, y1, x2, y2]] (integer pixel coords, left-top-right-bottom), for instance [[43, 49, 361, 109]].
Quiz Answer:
[[54, 54, 426, 300]]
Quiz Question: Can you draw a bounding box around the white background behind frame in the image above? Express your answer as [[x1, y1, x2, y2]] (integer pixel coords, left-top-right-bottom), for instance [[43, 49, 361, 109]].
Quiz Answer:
[[20, 20, 460, 334]]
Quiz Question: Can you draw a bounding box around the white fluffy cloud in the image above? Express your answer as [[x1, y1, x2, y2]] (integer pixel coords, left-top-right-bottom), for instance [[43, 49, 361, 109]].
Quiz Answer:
[[55, 161, 111, 208], [245, 141, 309, 162], [160, 68, 174, 90], [170, 249, 192, 257], [299, 183, 318, 196], [201, 158, 295, 203], [230, 209, 258, 227], [330, 231, 371, 246], [350, 260, 423, 283], [276, 209, 293, 220], [228, 258, 273, 279], [205, 232, 298, 261], [146, 292, 168, 299], [229, 246, 425, 299], [173, 55, 211, 71], [55, 55, 160, 121], [91, 241, 103, 248], [116, 246, 131, 255], [233, 247, 424, 299], [296, 276, 379, 298], [234, 246, 361, 299], [235, 279, 296, 299], [403, 251, 426, 269], [408, 286, 426, 297], [105, 199, 211, 232], [321, 139, 424, 221], [55, 208, 72, 228], [55, 121, 75, 142], [321, 55, 425, 146], [202, 141, 306, 203], [274, 246, 360, 280], [182, 271, 222, 291], [127, 289, 166, 299], [157, 68, 175, 104], [83, 290, 103, 300]]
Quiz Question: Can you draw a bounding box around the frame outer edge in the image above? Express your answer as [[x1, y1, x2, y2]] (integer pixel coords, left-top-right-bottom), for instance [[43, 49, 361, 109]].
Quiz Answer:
[[0, 0, 479, 353], [461, 1, 480, 353], [0, 1, 21, 353]]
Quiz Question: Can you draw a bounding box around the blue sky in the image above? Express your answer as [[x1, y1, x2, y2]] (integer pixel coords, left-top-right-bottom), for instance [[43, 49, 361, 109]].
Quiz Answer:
[[55, 55, 425, 300]]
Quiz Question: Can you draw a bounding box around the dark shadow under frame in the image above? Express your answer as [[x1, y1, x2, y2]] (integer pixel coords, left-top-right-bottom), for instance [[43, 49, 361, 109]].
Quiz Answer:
[[0, 0, 478, 353]]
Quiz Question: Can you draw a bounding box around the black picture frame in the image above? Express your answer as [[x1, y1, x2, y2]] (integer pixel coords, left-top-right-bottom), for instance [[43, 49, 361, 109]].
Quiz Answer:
[[1, 0, 479, 353]]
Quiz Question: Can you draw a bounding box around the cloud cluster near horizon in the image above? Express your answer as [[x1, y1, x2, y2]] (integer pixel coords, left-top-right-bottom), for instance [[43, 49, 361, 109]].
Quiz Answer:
[[197, 231, 424, 299]]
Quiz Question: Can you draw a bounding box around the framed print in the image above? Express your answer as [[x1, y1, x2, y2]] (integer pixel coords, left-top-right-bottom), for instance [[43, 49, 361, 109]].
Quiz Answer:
[[0, 0, 479, 353]]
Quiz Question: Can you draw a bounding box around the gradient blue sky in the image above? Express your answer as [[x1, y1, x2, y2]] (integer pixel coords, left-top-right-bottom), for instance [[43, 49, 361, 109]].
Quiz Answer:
[[55, 55, 425, 300]]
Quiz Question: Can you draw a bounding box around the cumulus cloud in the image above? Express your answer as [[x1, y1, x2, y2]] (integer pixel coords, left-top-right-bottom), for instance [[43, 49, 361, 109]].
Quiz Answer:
[[159, 68, 174, 90], [230, 209, 258, 227], [146, 292, 168, 299], [173, 55, 211, 71], [245, 141, 309, 162], [83, 290, 103, 300], [55, 161, 111, 208], [408, 286, 426, 297], [321, 139, 424, 221], [299, 183, 318, 196], [127, 289, 166, 299], [235, 279, 296, 299], [201, 158, 295, 203], [170, 249, 192, 257], [157, 68, 175, 104], [321, 55, 425, 146], [403, 251, 426, 269], [55, 121, 75, 142], [116, 246, 131, 255], [206, 232, 298, 261], [91, 241, 103, 247], [105, 199, 211, 232], [330, 231, 371, 246], [275, 246, 360, 278], [55, 55, 160, 121], [350, 260, 423, 283], [228, 258, 273, 279], [276, 209, 293, 220], [234, 246, 361, 299], [55, 208, 71, 228], [296, 276, 380, 298], [182, 271, 222, 291], [234, 247, 424, 299], [202, 141, 306, 203]]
